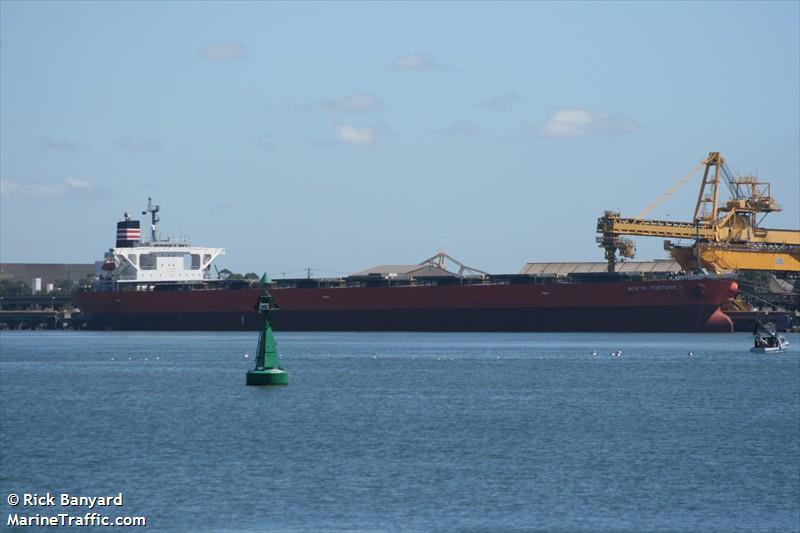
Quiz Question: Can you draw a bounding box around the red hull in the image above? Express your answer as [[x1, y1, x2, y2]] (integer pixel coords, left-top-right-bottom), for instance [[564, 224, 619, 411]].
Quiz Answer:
[[73, 277, 738, 332]]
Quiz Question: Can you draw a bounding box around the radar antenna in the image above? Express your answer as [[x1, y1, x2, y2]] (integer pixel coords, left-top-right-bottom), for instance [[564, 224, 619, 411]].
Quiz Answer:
[[142, 197, 160, 242]]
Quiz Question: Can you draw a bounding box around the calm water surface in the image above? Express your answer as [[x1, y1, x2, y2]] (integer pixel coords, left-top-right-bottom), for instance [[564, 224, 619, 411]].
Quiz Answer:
[[1, 331, 798, 532]]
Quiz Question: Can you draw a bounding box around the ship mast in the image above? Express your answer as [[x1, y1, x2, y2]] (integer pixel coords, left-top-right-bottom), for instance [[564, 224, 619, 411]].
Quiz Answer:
[[141, 197, 160, 243]]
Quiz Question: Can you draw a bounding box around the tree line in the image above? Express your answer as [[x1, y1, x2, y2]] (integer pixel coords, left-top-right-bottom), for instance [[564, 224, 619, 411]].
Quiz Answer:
[[217, 269, 262, 281], [0, 277, 92, 297]]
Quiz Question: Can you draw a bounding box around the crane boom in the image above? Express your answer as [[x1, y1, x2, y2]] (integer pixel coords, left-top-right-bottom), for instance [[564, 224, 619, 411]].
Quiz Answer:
[[598, 214, 799, 245]]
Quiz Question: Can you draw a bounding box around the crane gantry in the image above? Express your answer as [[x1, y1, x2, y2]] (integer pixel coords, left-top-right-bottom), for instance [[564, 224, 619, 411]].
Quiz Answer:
[[597, 152, 800, 274]]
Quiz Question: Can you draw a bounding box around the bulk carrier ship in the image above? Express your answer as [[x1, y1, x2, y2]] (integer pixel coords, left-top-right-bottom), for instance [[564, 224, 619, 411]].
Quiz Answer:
[[73, 200, 738, 332]]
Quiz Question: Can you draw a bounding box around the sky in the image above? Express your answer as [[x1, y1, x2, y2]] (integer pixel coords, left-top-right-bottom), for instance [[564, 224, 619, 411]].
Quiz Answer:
[[1, 1, 798, 276]]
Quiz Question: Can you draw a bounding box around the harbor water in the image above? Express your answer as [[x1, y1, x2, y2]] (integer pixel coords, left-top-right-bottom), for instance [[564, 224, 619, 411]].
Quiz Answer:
[[1, 331, 798, 532]]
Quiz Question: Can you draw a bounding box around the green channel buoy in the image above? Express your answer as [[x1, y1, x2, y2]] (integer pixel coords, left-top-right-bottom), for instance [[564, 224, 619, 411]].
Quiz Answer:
[[246, 291, 288, 386]]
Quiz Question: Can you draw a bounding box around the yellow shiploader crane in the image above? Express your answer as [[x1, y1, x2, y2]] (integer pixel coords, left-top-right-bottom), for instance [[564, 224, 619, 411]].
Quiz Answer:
[[597, 152, 800, 273]]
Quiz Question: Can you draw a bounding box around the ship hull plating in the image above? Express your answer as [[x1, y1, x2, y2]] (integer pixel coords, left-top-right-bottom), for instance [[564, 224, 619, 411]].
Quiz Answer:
[[73, 278, 737, 332]]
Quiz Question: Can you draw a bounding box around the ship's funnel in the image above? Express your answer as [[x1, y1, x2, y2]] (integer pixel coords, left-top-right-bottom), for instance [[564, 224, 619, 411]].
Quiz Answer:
[[116, 218, 141, 247]]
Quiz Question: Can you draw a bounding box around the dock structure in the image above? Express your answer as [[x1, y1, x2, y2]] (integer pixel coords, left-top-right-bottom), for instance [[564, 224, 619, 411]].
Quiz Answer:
[[0, 296, 85, 330]]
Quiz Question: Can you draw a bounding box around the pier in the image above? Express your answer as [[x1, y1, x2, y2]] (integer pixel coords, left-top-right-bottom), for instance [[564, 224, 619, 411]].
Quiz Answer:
[[0, 296, 86, 330]]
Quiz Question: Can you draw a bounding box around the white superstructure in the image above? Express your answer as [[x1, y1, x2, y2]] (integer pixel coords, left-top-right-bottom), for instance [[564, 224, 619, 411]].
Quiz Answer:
[[96, 198, 225, 285], [98, 243, 225, 284]]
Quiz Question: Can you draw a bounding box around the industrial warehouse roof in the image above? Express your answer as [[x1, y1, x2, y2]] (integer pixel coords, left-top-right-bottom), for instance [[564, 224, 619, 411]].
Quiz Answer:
[[350, 264, 457, 278], [519, 260, 682, 275], [0, 263, 95, 285]]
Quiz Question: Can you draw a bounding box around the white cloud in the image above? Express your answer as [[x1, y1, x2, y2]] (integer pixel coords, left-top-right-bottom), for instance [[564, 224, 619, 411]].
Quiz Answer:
[[256, 133, 274, 151], [312, 123, 390, 147], [0, 178, 20, 196], [41, 137, 81, 151], [118, 136, 161, 153], [337, 125, 376, 146], [442, 120, 482, 137], [65, 178, 91, 189], [541, 109, 594, 137], [317, 93, 383, 113], [199, 41, 247, 61], [481, 92, 521, 111], [537, 108, 638, 138], [390, 53, 447, 71], [0, 178, 94, 197]]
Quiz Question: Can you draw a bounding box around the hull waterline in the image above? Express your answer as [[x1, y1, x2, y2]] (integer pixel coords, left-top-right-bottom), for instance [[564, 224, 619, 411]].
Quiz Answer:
[[73, 278, 738, 332]]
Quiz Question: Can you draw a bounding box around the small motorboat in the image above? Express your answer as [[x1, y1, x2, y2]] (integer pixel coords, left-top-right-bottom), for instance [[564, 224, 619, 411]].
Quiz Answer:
[[750, 320, 790, 354], [750, 337, 790, 353]]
